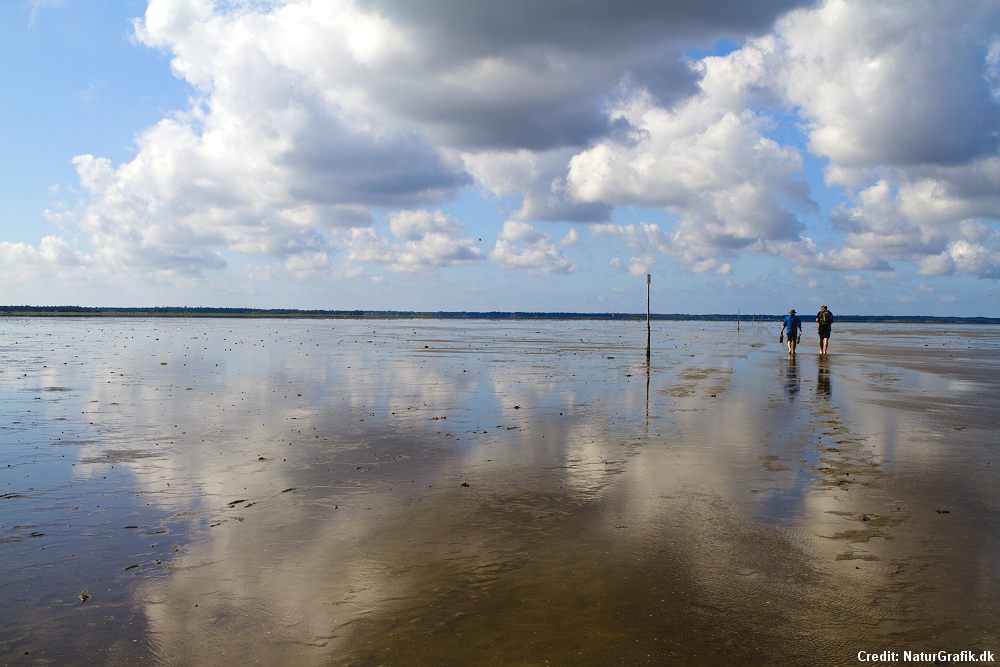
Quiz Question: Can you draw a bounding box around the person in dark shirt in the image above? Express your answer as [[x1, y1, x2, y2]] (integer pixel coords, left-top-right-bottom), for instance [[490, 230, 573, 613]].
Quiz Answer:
[[780, 309, 802, 356], [816, 305, 834, 355]]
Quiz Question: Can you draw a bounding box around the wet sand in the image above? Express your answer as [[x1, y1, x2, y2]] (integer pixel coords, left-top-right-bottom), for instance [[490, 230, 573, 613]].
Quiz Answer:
[[1, 318, 998, 665]]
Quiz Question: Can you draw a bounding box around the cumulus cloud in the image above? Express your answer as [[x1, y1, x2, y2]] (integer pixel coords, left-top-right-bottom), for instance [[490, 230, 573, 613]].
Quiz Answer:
[[69, 0, 476, 276], [284, 250, 331, 277], [344, 228, 390, 264], [774, 1, 1000, 173], [0, 236, 92, 298], [22, 0, 1000, 301], [567, 84, 810, 265], [491, 220, 576, 274], [560, 228, 579, 246], [56, 0, 814, 281], [352, 0, 807, 150], [627, 256, 655, 278], [570, 0, 1000, 279], [344, 209, 484, 273], [462, 148, 611, 223], [918, 253, 954, 277], [813, 247, 892, 273], [592, 222, 667, 252], [945, 240, 1000, 279], [592, 222, 733, 275], [0, 236, 87, 267], [384, 210, 484, 272], [765, 0, 1000, 277], [824, 166, 1000, 275]]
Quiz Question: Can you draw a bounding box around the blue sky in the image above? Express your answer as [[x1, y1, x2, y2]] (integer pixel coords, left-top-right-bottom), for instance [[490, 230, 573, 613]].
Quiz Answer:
[[1, 0, 999, 315]]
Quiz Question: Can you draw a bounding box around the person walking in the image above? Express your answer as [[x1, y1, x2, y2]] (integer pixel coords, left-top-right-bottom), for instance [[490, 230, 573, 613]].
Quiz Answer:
[[780, 309, 802, 356], [816, 304, 834, 355]]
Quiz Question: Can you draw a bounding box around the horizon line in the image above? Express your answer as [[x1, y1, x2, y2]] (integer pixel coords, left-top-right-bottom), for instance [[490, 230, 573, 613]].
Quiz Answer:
[[1, 305, 997, 323]]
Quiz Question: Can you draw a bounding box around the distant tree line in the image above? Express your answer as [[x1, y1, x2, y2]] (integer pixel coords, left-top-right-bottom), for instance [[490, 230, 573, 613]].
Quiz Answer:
[[0, 305, 996, 324]]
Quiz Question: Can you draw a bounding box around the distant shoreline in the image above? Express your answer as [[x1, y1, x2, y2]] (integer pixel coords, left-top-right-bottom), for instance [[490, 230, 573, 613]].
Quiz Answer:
[[1, 306, 997, 324]]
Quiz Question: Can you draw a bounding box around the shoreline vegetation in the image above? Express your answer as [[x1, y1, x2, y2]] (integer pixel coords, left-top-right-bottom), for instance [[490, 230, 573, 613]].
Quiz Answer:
[[1, 305, 997, 324]]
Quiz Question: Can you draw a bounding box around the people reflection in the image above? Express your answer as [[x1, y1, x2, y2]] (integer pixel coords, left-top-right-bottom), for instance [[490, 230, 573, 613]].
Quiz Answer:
[[783, 354, 800, 400], [817, 356, 832, 398]]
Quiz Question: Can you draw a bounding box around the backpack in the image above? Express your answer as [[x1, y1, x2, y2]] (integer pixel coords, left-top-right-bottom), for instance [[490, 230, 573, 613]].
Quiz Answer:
[[819, 310, 833, 325]]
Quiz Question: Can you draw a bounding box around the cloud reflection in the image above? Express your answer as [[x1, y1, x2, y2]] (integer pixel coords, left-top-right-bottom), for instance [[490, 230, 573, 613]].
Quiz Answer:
[[2, 319, 999, 663]]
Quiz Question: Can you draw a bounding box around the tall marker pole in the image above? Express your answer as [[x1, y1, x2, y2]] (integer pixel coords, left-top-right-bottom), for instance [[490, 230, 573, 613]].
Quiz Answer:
[[645, 273, 651, 421]]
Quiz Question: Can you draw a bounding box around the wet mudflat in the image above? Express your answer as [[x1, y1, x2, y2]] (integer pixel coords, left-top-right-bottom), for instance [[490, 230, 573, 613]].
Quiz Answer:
[[1, 317, 998, 666]]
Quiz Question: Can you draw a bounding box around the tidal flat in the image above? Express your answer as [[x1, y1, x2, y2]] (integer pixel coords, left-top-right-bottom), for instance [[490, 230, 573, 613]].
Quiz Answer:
[[1, 318, 998, 665]]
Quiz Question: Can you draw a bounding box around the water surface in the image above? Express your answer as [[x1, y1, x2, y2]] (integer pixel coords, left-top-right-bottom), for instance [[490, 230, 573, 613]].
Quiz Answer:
[[1, 318, 998, 665]]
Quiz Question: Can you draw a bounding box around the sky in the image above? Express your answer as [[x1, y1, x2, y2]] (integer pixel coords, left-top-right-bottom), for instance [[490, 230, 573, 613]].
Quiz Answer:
[[1, 0, 999, 315]]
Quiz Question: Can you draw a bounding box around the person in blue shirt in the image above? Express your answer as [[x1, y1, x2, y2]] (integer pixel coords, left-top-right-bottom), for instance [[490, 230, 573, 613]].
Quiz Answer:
[[780, 308, 802, 356]]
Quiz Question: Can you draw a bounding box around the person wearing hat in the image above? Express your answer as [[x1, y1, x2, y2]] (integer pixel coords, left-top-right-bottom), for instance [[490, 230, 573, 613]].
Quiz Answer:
[[816, 304, 834, 355], [780, 308, 802, 355]]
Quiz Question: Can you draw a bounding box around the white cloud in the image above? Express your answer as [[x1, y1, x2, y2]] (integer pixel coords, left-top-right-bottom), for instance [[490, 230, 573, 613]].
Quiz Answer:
[[918, 253, 955, 277], [0, 236, 92, 297], [768, 0, 1000, 279], [345, 227, 391, 264], [55, 0, 813, 283], [592, 222, 668, 254], [591, 221, 736, 275], [66, 0, 474, 277], [490, 220, 576, 274], [627, 256, 654, 277], [826, 170, 1000, 275], [775, 0, 1000, 173], [0, 236, 86, 267], [814, 247, 892, 273], [462, 148, 611, 222], [387, 210, 484, 272], [17, 0, 1000, 304], [761, 235, 892, 274], [560, 228, 579, 246], [346, 209, 484, 273], [284, 250, 331, 276], [946, 240, 1000, 279], [388, 209, 461, 241], [691, 258, 719, 274], [568, 92, 808, 253], [567, 0, 1000, 281]]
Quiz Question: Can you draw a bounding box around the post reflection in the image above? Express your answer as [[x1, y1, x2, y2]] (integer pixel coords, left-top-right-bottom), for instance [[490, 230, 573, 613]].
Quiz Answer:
[[645, 352, 651, 423]]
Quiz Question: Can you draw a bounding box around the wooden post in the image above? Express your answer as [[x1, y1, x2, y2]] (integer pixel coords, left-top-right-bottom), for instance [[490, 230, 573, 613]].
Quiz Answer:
[[646, 274, 651, 361], [645, 273, 651, 418]]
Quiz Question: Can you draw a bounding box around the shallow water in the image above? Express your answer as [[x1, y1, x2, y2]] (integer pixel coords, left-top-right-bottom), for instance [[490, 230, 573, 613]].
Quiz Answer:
[[1, 318, 998, 665]]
